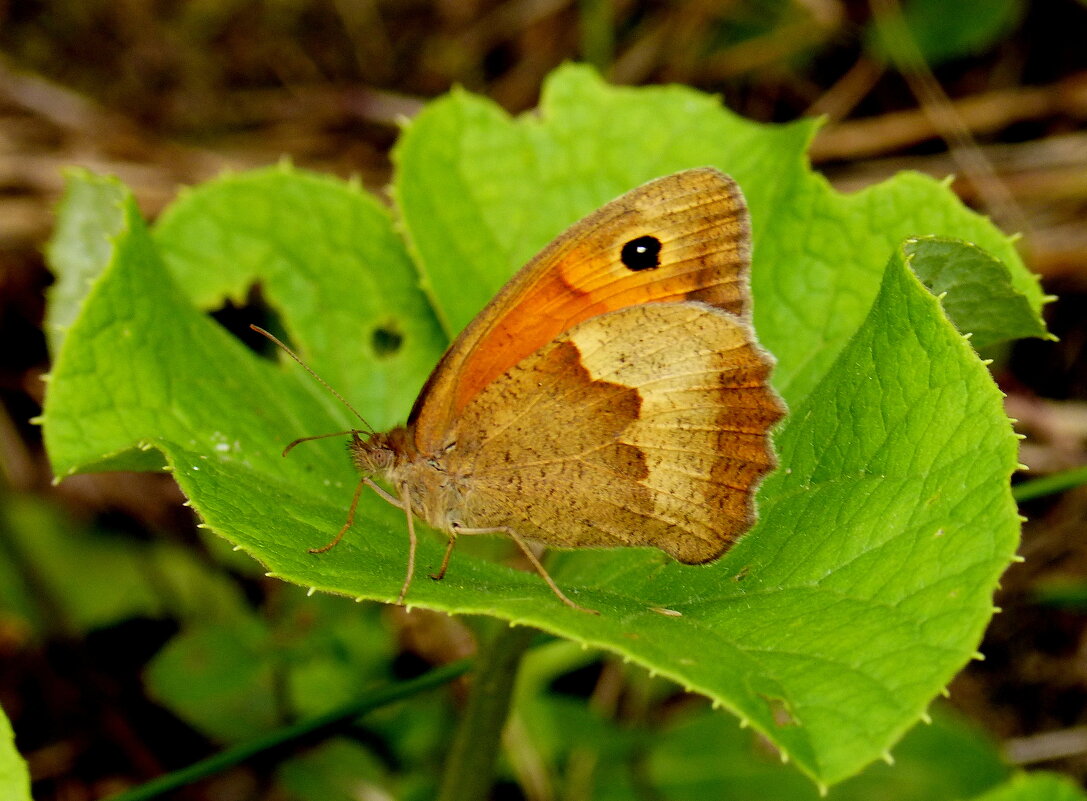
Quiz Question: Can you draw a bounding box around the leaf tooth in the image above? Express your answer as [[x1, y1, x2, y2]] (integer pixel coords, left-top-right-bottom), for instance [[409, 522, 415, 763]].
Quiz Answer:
[[882, 751, 895, 765], [39, 372, 52, 383], [779, 750, 789, 764], [963, 332, 974, 341], [973, 651, 986, 661], [1016, 518, 1028, 526], [265, 572, 277, 578], [232, 545, 242, 551], [738, 716, 748, 727], [1014, 433, 1027, 440], [941, 687, 951, 698], [816, 782, 828, 798], [919, 710, 932, 724], [307, 587, 317, 597], [28, 415, 44, 426], [992, 606, 1003, 614], [1016, 463, 1030, 471]]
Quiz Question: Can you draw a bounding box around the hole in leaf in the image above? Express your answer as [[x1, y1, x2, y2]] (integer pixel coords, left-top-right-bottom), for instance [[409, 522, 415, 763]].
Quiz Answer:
[[371, 322, 404, 358], [209, 285, 287, 358]]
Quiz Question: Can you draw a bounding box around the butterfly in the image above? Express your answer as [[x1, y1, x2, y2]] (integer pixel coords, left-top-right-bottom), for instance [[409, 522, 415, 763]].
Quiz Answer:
[[263, 167, 784, 615]]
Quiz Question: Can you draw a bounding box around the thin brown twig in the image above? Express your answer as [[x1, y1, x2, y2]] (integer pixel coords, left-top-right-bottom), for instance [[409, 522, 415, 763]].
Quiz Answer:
[[865, 0, 1031, 240], [811, 71, 1087, 162]]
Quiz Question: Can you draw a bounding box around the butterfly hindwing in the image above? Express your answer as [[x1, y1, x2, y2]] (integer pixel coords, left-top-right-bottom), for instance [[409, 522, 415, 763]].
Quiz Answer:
[[447, 302, 782, 563]]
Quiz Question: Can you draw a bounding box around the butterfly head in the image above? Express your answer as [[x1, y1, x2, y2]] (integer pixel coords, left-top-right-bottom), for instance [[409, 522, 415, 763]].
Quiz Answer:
[[349, 427, 413, 476]]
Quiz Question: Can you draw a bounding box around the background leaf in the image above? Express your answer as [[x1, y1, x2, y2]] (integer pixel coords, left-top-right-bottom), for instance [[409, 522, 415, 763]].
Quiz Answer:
[[969, 772, 1087, 801], [866, 0, 1025, 67], [43, 170, 129, 356], [0, 705, 31, 801], [40, 68, 1034, 785], [0, 492, 247, 635]]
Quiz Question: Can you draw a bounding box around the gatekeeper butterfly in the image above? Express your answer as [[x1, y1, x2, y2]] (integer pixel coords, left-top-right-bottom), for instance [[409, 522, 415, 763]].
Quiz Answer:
[[259, 168, 784, 614]]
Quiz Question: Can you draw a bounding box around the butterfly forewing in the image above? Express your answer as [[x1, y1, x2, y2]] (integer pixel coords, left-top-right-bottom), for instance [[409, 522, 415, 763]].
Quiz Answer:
[[409, 168, 752, 455]]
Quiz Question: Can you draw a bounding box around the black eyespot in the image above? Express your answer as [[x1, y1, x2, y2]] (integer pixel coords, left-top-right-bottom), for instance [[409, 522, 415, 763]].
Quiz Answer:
[[620, 235, 662, 271]]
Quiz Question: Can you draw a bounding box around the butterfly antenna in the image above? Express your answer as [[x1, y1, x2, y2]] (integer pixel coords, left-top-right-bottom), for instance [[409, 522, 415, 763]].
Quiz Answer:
[[250, 325, 375, 435]]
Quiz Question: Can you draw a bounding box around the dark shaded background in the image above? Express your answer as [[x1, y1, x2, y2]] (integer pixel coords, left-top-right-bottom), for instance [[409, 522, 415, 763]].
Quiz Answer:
[[2, 1, 1087, 798]]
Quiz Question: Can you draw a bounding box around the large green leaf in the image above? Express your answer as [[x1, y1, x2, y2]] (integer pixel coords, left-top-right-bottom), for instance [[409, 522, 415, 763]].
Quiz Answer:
[[40, 66, 1041, 785]]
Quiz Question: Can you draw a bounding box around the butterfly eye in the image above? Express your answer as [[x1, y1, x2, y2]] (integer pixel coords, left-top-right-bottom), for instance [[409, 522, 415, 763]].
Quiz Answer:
[[620, 235, 662, 271]]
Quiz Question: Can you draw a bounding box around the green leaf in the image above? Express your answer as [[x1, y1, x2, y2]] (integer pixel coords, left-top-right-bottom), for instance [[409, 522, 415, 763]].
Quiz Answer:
[[275, 741, 390, 801], [40, 67, 1033, 786], [906, 237, 1051, 348], [968, 772, 1087, 801], [0, 704, 31, 801], [145, 618, 281, 743], [0, 492, 248, 635]]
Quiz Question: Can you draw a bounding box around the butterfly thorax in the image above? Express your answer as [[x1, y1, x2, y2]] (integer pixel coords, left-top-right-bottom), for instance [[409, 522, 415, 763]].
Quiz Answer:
[[350, 427, 468, 534]]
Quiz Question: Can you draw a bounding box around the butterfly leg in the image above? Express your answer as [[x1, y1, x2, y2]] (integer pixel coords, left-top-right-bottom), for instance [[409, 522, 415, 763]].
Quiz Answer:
[[309, 475, 369, 553], [310, 477, 402, 554], [453, 524, 599, 615], [397, 481, 417, 605], [431, 533, 457, 582]]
